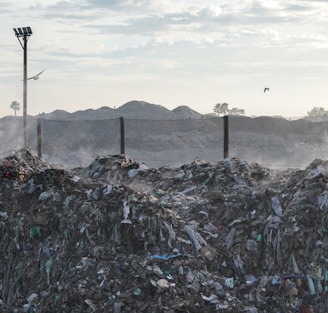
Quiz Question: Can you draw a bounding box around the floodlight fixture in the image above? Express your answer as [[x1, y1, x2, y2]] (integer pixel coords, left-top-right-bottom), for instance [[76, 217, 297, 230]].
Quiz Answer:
[[13, 26, 33, 148]]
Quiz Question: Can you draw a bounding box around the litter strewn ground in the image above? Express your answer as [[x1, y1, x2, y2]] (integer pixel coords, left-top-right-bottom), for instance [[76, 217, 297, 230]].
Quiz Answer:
[[0, 149, 327, 312]]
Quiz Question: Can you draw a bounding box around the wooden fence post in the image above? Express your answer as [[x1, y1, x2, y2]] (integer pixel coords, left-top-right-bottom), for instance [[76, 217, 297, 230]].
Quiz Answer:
[[120, 117, 125, 154], [223, 115, 229, 158]]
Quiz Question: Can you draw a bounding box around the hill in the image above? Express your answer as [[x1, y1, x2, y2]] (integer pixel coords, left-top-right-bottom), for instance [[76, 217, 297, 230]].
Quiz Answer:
[[41, 100, 204, 120]]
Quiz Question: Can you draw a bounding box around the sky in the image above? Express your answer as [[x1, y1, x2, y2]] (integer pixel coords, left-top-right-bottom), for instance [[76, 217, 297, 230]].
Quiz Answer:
[[1, 0, 328, 118]]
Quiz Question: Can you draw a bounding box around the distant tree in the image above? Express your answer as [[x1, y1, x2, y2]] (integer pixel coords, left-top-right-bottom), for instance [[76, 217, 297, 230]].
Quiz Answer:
[[228, 107, 245, 115], [10, 100, 20, 116], [213, 102, 229, 116], [213, 102, 245, 116], [307, 106, 328, 117]]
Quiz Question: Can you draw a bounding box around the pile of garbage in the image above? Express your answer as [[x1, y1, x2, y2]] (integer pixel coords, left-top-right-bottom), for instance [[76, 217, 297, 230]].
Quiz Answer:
[[0, 149, 327, 312]]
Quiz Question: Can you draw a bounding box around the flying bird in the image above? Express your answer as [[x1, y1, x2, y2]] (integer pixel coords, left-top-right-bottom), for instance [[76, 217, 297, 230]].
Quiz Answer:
[[264, 87, 270, 93], [27, 69, 45, 80]]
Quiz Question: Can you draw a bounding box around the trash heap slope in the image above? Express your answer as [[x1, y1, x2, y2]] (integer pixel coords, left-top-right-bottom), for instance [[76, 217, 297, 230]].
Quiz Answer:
[[0, 150, 327, 312]]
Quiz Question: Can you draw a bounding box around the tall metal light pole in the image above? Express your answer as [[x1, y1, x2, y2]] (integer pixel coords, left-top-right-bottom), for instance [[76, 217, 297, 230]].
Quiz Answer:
[[13, 27, 33, 149]]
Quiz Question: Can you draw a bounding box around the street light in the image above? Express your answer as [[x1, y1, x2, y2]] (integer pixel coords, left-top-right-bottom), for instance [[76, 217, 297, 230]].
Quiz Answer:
[[13, 26, 33, 149]]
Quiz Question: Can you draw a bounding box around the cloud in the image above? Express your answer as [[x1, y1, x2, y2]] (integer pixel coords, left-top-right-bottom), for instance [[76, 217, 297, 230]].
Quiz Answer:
[[85, 0, 181, 12], [2, 0, 328, 118]]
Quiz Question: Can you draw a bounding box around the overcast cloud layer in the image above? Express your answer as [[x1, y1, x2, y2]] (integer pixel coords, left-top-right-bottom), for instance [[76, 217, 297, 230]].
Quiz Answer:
[[1, 0, 327, 117]]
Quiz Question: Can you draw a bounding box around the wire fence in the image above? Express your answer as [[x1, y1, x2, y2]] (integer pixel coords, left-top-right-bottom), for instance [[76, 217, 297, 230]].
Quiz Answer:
[[1, 115, 328, 169]]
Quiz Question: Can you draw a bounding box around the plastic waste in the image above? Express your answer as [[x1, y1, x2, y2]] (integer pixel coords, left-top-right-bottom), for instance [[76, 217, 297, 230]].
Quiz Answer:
[[224, 277, 234, 288], [201, 294, 219, 304], [202, 173, 213, 185], [307, 275, 316, 295], [128, 163, 148, 178], [45, 258, 53, 286], [256, 233, 262, 242], [285, 279, 298, 297], [29, 226, 41, 239], [307, 165, 326, 179], [316, 279, 323, 294], [26, 293, 38, 304], [85, 299, 97, 312], [39, 190, 53, 202], [200, 245, 216, 262], [103, 184, 113, 195], [14, 262, 24, 283], [133, 288, 142, 296], [213, 281, 225, 296], [225, 227, 236, 250], [43, 243, 51, 257], [113, 301, 122, 313], [271, 196, 283, 216], [291, 252, 301, 274], [244, 307, 258, 313], [245, 275, 257, 285], [71, 175, 81, 182], [184, 224, 206, 251], [233, 253, 244, 270], [2, 150, 328, 312], [181, 186, 197, 195], [0, 211, 8, 219], [186, 271, 194, 283], [151, 264, 163, 277], [121, 198, 132, 224], [150, 253, 182, 261], [156, 278, 170, 289], [63, 194, 75, 209], [246, 239, 258, 253], [271, 276, 280, 286]]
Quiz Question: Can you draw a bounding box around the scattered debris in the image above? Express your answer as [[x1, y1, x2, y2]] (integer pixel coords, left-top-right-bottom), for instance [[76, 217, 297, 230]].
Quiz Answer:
[[0, 149, 327, 312]]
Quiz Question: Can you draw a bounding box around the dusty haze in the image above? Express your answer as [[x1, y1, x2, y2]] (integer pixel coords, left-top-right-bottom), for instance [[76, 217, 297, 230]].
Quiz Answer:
[[1, 101, 327, 170]]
